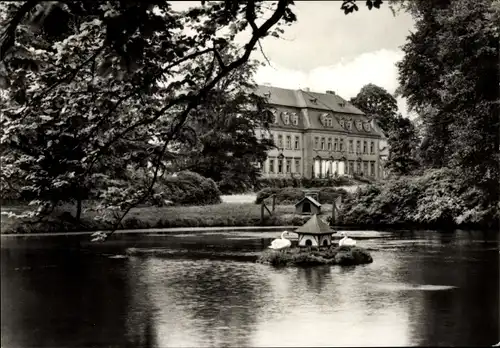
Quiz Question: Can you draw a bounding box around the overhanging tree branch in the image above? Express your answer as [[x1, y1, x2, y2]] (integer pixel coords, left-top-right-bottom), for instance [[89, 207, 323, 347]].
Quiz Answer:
[[92, 0, 292, 241]]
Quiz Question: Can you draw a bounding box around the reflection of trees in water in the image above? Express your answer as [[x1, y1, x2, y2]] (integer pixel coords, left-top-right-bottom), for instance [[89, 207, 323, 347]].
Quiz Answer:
[[178, 262, 271, 347], [124, 256, 158, 348], [1, 248, 130, 348], [296, 266, 331, 294], [127, 258, 272, 347], [390, 232, 500, 347], [411, 247, 499, 347]]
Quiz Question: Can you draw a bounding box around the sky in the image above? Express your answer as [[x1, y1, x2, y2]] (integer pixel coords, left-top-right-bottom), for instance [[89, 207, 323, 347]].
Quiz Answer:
[[171, 1, 416, 117]]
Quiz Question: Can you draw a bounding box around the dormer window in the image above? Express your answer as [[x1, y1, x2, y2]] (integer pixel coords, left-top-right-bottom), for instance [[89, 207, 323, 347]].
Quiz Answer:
[[339, 119, 345, 128], [321, 113, 334, 128], [283, 112, 290, 125], [347, 120, 353, 130], [292, 113, 299, 125], [363, 122, 371, 131], [270, 109, 278, 124], [264, 91, 271, 98], [310, 97, 318, 103], [338, 101, 346, 108]]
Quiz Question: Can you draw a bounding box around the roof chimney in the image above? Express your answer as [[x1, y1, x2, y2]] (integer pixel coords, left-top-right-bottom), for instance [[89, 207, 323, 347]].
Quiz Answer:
[[326, 90, 336, 95]]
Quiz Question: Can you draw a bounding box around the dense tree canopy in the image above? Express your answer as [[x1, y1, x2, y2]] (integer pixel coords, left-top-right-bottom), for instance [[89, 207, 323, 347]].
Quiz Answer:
[[351, 83, 420, 176], [350, 83, 398, 135], [169, 48, 274, 194], [395, 0, 499, 200], [0, 0, 384, 240]]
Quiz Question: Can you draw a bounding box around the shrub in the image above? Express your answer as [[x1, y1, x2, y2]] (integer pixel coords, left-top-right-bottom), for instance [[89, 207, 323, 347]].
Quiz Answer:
[[255, 186, 349, 205], [339, 168, 498, 228], [158, 171, 222, 206], [255, 176, 358, 191]]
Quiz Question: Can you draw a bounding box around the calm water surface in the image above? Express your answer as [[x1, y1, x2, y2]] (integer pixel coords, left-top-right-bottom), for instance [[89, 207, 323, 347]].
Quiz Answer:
[[1, 229, 499, 347]]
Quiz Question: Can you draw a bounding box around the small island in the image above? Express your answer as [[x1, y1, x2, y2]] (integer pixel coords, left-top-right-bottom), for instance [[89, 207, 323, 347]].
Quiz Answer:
[[257, 245, 373, 267], [258, 214, 373, 267]]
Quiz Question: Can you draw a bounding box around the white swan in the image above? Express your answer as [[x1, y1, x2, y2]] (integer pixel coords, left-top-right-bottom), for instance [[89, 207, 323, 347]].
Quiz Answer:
[[269, 231, 292, 250], [338, 231, 356, 247]]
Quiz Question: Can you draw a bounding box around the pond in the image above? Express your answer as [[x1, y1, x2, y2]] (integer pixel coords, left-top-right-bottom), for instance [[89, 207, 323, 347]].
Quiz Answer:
[[1, 229, 498, 347]]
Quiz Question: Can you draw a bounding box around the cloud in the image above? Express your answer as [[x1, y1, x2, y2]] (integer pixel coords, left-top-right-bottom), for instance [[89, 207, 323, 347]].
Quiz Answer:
[[254, 49, 413, 118]]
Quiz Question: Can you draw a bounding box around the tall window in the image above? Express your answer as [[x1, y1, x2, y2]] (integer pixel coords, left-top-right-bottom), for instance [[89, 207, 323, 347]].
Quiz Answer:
[[321, 137, 325, 150], [269, 159, 275, 173], [327, 138, 332, 150], [356, 140, 361, 154], [295, 159, 300, 173], [363, 141, 367, 154], [370, 161, 375, 176], [294, 136, 300, 149], [357, 161, 361, 173], [334, 138, 338, 151], [286, 135, 291, 149], [339, 139, 344, 151], [363, 161, 368, 175], [370, 141, 374, 154], [349, 140, 354, 153], [315, 137, 319, 149], [292, 113, 299, 125], [278, 159, 283, 173], [278, 134, 283, 148], [349, 161, 354, 174], [286, 159, 291, 173]]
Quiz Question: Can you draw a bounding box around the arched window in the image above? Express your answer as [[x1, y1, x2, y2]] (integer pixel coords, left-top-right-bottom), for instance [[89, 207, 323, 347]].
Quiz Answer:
[[292, 113, 299, 125], [305, 239, 313, 247]]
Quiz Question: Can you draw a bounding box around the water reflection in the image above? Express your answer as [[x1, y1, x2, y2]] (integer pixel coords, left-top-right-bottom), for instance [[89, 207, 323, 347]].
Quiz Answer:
[[1, 229, 498, 347]]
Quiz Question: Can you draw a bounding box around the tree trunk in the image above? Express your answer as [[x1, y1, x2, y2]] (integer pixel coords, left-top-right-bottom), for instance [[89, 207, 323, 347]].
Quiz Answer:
[[76, 198, 82, 223]]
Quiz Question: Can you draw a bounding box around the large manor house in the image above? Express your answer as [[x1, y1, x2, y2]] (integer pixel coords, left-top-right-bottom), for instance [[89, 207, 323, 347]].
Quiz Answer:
[[255, 85, 387, 179]]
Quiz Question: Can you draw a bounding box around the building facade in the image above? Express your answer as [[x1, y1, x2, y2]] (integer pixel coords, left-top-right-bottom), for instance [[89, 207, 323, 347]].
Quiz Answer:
[[255, 85, 385, 179]]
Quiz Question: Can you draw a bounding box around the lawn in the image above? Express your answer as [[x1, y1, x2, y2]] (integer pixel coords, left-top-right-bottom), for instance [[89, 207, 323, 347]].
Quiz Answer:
[[0, 201, 335, 234]]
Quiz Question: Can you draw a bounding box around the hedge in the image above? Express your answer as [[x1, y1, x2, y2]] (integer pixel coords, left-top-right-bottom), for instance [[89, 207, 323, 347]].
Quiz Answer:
[[255, 186, 348, 205]]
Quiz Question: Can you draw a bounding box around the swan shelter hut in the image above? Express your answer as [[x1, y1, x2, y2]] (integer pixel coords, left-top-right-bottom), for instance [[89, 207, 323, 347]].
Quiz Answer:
[[294, 214, 333, 247]]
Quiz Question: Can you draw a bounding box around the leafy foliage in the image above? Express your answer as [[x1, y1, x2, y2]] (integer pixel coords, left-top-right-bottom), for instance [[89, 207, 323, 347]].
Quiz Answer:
[[350, 83, 420, 176], [256, 176, 357, 190], [0, 0, 383, 239], [339, 168, 499, 227], [169, 48, 274, 194], [350, 83, 398, 134], [385, 115, 420, 175], [255, 186, 348, 205], [156, 171, 221, 206], [395, 0, 499, 200]]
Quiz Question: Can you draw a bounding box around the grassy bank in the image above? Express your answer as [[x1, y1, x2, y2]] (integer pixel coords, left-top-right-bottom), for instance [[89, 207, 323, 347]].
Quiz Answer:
[[0, 202, 337, 234]]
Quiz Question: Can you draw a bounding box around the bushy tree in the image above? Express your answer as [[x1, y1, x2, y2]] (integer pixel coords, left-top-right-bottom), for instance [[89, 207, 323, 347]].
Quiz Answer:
[[350, 83, 398, 134], [168, 48, 274, 194], [0, 0, 384, 240], [395, 0, 500, 200], [351, 83, 420, 176]]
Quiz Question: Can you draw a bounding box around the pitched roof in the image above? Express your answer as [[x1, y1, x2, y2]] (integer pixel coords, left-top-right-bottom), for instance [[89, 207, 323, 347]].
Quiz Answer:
[[294, 214, 333, 235], [295, 196, 322, 208], [254, 85, 364, 115]]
